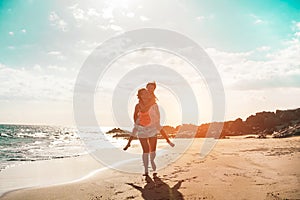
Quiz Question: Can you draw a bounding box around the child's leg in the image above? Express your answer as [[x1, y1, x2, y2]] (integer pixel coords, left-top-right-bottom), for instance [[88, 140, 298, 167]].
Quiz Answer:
[[123, 136, 133, 151], [160, 128, 175, 147], [123, 127, 137, 151]]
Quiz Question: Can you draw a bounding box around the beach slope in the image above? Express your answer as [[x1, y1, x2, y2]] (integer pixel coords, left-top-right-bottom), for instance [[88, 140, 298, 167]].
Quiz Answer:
[[1, 137, 299, 200]]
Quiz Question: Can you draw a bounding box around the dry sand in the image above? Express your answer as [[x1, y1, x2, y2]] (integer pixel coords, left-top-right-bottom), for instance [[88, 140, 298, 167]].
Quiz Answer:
[[0, 137, 299, 200]]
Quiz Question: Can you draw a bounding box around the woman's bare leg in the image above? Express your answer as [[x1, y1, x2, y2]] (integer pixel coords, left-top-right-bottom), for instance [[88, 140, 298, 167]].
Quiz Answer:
[[149, 136, 157, 172], [139, 138, 150, 175]]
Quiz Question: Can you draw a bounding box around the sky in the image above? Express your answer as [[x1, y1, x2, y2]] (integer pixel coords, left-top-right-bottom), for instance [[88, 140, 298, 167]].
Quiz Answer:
[[0, 0, 300, 127]]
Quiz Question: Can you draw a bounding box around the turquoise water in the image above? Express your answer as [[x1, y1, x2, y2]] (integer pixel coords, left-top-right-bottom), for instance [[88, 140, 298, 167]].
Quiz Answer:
[[0, 124, 127, 171]]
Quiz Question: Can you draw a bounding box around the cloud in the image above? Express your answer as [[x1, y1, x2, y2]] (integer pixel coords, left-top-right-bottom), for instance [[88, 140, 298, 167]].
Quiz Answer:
[[140, 16, 150, 21], [21, 29, 26, 33], [87, 8, 101, 17], [48, 51, 66, 60], [206, 25, 300, 90], [254, 19, 263, 24], [0, 63, 74, 101], [33, 64, 42, 71], [66, 3, 127, 33], [102, 6, 113, 19], [110, 24, 123, 32], [73, 8, 87, 20], [196, 16, 205, 21], [126, 12, 135, 18], [48, 51, 61, 55], [256, 46, 271, 52], [292, 21, 300, 38], [231, 74, 300, 90], [292, 21, 300, 30], [74, 40, 101, 56], [8, 31, 14, 36], [68, 4, 88, 21], [47, 65, 67, 72], [195, 14, 214, 22], [206, 48, 252, 67], [49, 11, 68, 32], [249, 14, 267, 25]]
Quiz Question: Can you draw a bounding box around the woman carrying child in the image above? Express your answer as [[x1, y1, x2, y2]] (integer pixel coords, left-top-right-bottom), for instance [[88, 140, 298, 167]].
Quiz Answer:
[[124, 82, 174, 175]]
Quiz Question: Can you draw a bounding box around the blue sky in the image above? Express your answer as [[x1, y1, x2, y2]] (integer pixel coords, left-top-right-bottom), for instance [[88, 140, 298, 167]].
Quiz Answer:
[[191, 0, 300, 51], [0, 0, 299, 126]]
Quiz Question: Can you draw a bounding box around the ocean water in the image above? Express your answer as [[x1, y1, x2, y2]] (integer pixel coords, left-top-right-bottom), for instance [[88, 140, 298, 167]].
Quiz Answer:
[[0, 124, 128, 171]]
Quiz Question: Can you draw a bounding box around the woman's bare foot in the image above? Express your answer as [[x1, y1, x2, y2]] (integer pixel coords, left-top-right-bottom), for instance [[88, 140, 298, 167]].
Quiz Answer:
[[143, 172, 149, 176]]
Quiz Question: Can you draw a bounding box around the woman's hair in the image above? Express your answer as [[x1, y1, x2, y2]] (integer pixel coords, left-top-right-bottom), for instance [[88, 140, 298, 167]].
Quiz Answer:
[[137, 88, 149, 100], [137, 88, 155, 112], [146, 81, 156, 89]]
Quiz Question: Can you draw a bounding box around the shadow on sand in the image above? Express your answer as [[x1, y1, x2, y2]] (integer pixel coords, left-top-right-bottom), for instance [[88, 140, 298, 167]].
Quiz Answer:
[[127, 173, 184, 200]]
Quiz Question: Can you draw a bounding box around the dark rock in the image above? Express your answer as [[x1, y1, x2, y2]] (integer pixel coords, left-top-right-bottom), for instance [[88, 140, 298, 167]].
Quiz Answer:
[[272, 122, 300, 138], [112, 133, 131, 138], [106, 128, 129, 134], [276, 109, 299, 123]]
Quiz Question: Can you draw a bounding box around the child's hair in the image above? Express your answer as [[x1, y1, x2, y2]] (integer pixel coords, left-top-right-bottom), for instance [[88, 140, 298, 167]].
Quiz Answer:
[[146, 81, 156, 89]]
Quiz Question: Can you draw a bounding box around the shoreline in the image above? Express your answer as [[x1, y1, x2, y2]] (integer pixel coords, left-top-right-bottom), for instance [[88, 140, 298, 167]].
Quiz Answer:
[[0, 153, 104, 197], [0, 138, 179, 197], [1, 137, 299, 199]]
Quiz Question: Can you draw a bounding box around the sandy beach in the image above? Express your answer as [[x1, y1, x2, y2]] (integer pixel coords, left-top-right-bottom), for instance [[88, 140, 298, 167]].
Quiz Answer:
[[0, 137, 299, 200]]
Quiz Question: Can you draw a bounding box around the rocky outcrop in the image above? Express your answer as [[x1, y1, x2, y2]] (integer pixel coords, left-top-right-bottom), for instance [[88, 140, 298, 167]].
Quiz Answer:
[[246, 111, 280, 133], [272, 123, 300, 138], [195, 108, 300, 138], [244, 108, 300, 134], [107, 108, 300, 139], [106, 128, 127, 134], [106, 128, 131, 138], [175, 124, 198, 138]]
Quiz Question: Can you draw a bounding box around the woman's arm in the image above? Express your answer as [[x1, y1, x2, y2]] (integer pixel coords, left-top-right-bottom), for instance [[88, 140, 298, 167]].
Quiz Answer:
[[133, 104, 139, 123]]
